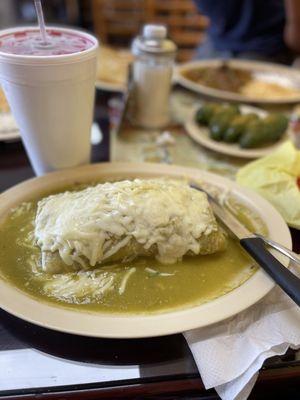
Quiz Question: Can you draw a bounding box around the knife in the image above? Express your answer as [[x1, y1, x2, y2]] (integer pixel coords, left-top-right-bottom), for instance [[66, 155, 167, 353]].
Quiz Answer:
[[255, 233, 300, 267], [190, 183, 300, 306]]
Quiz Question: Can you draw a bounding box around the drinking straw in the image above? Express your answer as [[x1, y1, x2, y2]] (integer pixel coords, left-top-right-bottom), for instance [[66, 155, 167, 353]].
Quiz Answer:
[[34, 0, 48, 44]]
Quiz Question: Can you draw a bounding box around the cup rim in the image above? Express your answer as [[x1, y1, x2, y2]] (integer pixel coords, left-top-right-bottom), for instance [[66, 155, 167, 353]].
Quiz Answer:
[[0, 26, 99, 64]]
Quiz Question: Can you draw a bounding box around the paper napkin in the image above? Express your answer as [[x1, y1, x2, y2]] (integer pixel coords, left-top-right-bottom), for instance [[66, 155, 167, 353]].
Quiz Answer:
[[184, 263, 300, 400]]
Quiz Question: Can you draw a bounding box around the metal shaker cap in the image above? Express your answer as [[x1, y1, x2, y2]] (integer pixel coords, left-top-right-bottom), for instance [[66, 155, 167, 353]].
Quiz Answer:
[[132, 24, 177, 56]]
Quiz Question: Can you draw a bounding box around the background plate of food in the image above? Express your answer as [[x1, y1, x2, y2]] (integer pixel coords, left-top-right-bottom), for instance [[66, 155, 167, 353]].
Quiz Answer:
[[0, 163, 291, 338], [95, 46, 133, 92], [185, 103, 290, 158], [175, 59, 300, 104], [0, 87, 19, 141]]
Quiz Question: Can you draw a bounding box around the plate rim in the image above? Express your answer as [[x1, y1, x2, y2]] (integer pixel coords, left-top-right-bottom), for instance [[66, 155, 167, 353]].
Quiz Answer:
[[0, 162, 292, 338], [185, 104, 289, 159], [175, 59, 300, 104], [0, 111, 20, 141], [95, 80, 126, 93]]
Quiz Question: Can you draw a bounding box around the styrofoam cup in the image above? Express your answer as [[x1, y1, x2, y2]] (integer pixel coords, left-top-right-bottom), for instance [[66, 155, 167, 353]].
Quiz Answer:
[[0, 27, 99, 175]]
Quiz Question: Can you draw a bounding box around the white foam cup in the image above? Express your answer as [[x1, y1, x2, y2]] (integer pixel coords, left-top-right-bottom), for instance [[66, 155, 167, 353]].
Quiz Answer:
[[0, 27, 98, 175]]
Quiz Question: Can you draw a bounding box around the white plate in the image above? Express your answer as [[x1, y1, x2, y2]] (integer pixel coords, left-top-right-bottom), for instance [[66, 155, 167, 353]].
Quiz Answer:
[[0, 163, 291, 338], [95, 46, 131, 93], [185, 105, 289, 159], [95, 80, 125, 93], [0, 120, 103, 144], [0, 112, 20, 141], [175, 59, 300, 104]]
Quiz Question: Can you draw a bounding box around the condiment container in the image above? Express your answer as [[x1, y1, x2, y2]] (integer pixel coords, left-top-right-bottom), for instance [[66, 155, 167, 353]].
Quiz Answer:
[[131, 24, 177, 129]]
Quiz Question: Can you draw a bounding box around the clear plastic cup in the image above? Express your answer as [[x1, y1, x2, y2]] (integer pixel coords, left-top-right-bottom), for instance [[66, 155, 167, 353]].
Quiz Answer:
[[0, 27, 99, 175]]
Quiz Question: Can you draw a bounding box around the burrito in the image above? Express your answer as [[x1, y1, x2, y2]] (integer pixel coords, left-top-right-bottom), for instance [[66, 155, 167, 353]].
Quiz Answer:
[[35, 179, 227, 273]]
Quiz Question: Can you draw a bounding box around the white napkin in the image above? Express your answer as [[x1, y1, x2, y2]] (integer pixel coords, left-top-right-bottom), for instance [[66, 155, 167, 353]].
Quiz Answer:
[[184, 263, 300, 400]]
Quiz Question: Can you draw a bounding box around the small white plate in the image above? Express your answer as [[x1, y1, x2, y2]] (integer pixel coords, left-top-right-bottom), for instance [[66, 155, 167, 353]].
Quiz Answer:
[[0, 119, 103, 145], [185, 105, 289, 159], [0, 163, 291, 338], [175, 59, 300, 104], [95, 47, 131, 93], [0, 112, 20, 141], [95, 80, 126, 93]]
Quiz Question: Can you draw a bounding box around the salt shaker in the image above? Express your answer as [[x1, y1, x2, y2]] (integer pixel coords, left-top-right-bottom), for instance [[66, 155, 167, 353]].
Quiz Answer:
[[131, 24, 177, 129]]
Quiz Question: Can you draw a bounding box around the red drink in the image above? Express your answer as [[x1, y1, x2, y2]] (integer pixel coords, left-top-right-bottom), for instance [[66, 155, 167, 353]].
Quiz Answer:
[[0, 29, 94, 56], [0, 26, 98, 175]]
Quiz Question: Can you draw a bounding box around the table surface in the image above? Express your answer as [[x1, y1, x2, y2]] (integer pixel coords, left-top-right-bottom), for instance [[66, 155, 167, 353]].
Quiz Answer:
[[0, 89, 299, 400]]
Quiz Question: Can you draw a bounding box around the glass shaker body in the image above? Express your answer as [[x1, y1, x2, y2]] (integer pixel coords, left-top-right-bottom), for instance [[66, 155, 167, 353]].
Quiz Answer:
[[131, 25, 177, 129]]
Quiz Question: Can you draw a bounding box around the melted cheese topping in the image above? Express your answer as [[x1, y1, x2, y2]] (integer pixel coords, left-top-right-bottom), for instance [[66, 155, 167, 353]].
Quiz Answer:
[[35, 179, 219, 266]]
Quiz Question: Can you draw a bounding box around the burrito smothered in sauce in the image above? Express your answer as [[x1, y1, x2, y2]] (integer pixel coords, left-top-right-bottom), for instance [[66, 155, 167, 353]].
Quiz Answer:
[[34, 179, 227, 273]]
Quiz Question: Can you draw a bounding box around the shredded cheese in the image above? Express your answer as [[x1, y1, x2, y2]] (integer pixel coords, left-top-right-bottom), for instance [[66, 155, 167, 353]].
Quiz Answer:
[[35, 179, 221, 269], [118, 267, 136, 295], [145, 267, 174, 277], [43, 270, 115, 300]]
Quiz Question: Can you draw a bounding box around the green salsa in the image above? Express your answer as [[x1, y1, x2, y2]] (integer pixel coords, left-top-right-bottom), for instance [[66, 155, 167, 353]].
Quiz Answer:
[[0, 187, 267, 315]]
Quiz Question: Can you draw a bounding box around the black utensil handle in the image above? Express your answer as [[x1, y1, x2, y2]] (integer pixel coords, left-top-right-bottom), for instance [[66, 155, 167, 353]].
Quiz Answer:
[[240, 237, 300, 307]]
